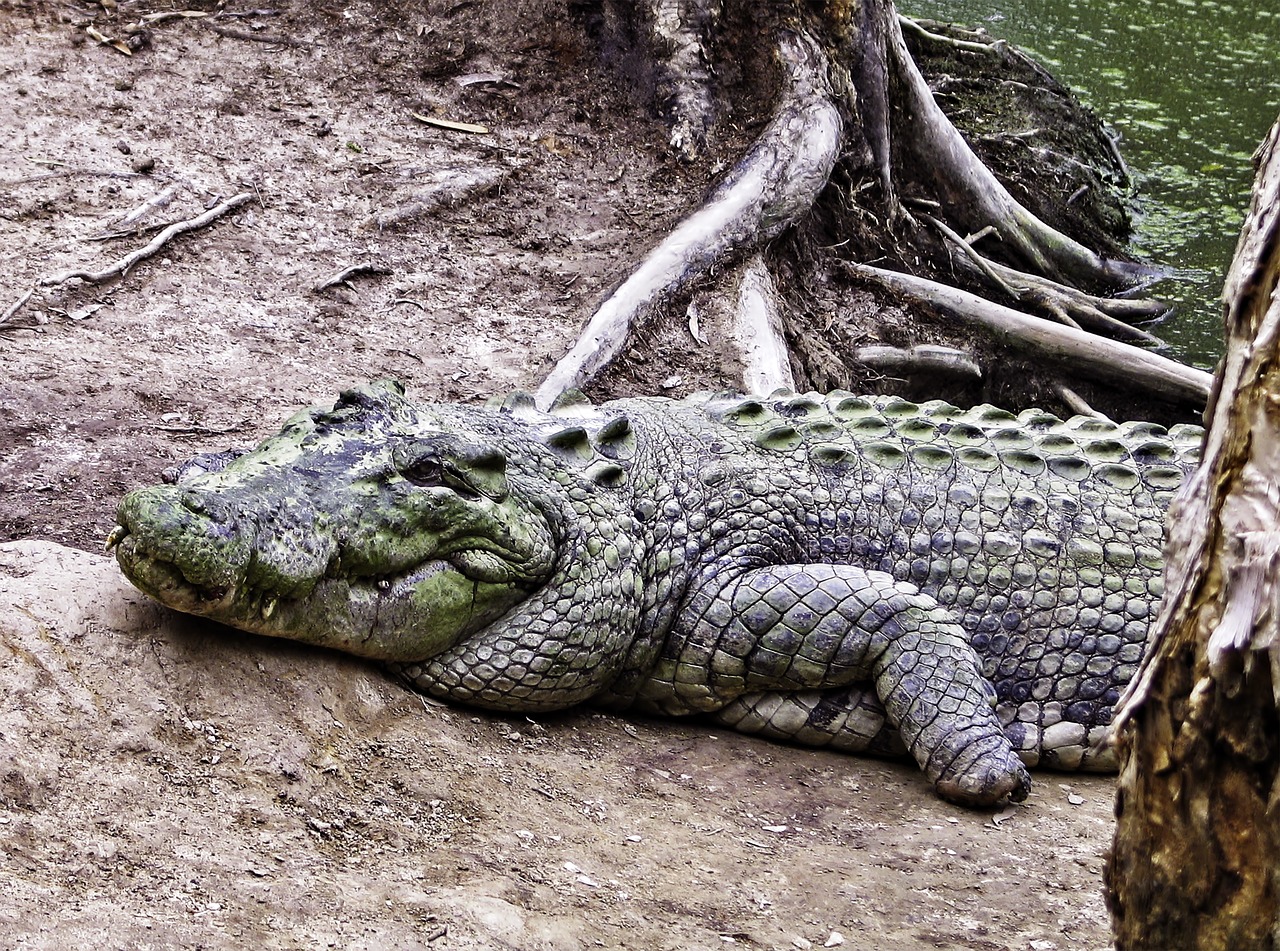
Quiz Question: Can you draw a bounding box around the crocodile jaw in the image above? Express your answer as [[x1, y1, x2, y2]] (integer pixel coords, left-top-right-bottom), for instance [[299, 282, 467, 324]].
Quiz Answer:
[[111, 496, 537, 663]]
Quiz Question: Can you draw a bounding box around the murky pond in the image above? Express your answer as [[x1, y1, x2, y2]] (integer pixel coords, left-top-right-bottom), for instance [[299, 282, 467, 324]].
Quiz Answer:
[[908, 0, 1280, 368]]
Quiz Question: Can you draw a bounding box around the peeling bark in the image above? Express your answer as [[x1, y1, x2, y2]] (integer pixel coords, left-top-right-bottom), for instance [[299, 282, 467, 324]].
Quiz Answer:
[[1106, 113, 1280, 950]]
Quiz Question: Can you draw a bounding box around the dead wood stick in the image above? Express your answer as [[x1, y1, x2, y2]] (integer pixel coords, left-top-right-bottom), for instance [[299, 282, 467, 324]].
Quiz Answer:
[[0, 288, 34, 327], [40, 192, 254, 288], [844, 261, 1213, 407]]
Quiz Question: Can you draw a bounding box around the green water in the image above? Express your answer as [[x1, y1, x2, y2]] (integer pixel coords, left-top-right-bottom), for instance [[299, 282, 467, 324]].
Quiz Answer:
[[907, 0, 1280, 369]]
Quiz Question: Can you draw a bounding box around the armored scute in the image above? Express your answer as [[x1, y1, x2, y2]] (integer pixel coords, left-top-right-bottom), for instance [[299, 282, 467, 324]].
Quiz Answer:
[[111, 380, 1201, 806]]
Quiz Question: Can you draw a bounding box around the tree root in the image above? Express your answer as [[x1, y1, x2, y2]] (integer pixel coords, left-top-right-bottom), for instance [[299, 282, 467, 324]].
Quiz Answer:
[[538, 0, 1201, 419], [923, 215, 1169, 346], [535, 29, 841, 409], [843, 262, 1213, 406], [730, 254, 795, 393], [646, 0, 718, 161], [855, 343, 983, 384], [883, 10, 1148, 289], [42, 192, 254, 287]]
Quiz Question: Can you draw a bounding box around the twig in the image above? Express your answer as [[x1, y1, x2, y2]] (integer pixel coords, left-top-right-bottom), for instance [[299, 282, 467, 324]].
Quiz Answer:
[[0, 288, 34, 327], [314, 262, 392, 292], [40, 192, 254, 288], [203, 23, 313, 47]]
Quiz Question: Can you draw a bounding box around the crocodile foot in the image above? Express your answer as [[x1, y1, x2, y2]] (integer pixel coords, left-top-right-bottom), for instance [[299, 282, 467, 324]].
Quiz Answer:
[[932, 734, 1032, 807]]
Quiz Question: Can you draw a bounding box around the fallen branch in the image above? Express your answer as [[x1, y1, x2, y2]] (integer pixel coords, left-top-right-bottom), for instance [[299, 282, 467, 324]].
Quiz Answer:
[[534, 30, 841, 409], [40, 192, 254, 288], [844, 262, 1213, 407]]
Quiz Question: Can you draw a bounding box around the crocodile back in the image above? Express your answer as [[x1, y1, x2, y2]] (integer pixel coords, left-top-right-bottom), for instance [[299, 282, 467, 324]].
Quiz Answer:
[[614, 391, 1200, 768]]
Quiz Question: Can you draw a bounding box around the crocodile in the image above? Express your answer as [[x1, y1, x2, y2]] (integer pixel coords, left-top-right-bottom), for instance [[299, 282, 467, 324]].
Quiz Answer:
[[108, 380, 1201, 806]]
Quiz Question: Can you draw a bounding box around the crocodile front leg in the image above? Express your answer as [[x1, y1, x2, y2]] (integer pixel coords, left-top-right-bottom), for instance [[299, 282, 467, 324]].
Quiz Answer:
[[643, 564, 1032, 806]]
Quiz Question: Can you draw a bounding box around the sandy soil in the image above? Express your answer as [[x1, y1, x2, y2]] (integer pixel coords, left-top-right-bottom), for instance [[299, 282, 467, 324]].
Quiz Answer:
[[1, 1, 1118, 947]]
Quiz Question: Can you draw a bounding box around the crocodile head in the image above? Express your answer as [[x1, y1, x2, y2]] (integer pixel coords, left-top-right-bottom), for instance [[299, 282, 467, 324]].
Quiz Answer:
[[111, 380, 559, 662]]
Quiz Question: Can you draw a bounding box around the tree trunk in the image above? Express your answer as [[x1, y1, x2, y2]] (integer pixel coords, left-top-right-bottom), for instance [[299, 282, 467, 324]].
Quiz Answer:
[[1105, 114, 1280, 949]]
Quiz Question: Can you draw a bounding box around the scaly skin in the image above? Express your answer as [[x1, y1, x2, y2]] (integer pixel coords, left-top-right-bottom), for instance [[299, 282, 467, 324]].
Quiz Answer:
[[110, 380, 1201, 807]]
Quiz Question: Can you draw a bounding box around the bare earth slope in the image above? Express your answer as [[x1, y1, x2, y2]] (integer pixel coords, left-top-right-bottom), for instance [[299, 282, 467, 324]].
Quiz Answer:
[[2, 541, 1113, 950], [1, 1, 1117, 947]]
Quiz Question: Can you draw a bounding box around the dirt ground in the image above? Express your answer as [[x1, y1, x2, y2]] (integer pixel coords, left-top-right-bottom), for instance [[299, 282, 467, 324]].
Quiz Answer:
[[1, 1, 1120, 947]]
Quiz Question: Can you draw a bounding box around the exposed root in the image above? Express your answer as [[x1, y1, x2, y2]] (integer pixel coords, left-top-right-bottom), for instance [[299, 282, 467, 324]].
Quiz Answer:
[[855, 343, 983, 383], [898, 14, 1004, 57], [535, 30, 841, 409], [314, 262, 392, 293], [360, 164, 506, 232], [731, 254, 794, 393], [843, 262, 1213, 407], [41, 192, 255, 287], [883, 12, 1148, 289], [1056, 383, 1107, 419], [924, 215, 1169, 346], [0, 288, 33, 328], [647, 0, 718, 161]]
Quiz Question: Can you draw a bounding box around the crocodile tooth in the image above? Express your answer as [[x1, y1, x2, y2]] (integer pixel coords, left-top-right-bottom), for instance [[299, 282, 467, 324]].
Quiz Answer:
[[261, 597, 278, 620], [104, 525, 129, 552]]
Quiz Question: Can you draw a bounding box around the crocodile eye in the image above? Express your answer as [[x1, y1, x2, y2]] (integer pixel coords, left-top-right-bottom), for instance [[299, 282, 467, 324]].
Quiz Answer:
[[401, 458, 445, 487]]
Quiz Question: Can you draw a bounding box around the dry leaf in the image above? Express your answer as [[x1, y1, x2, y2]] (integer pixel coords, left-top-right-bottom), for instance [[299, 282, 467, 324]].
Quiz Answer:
[[411, 113, 489, 135]]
